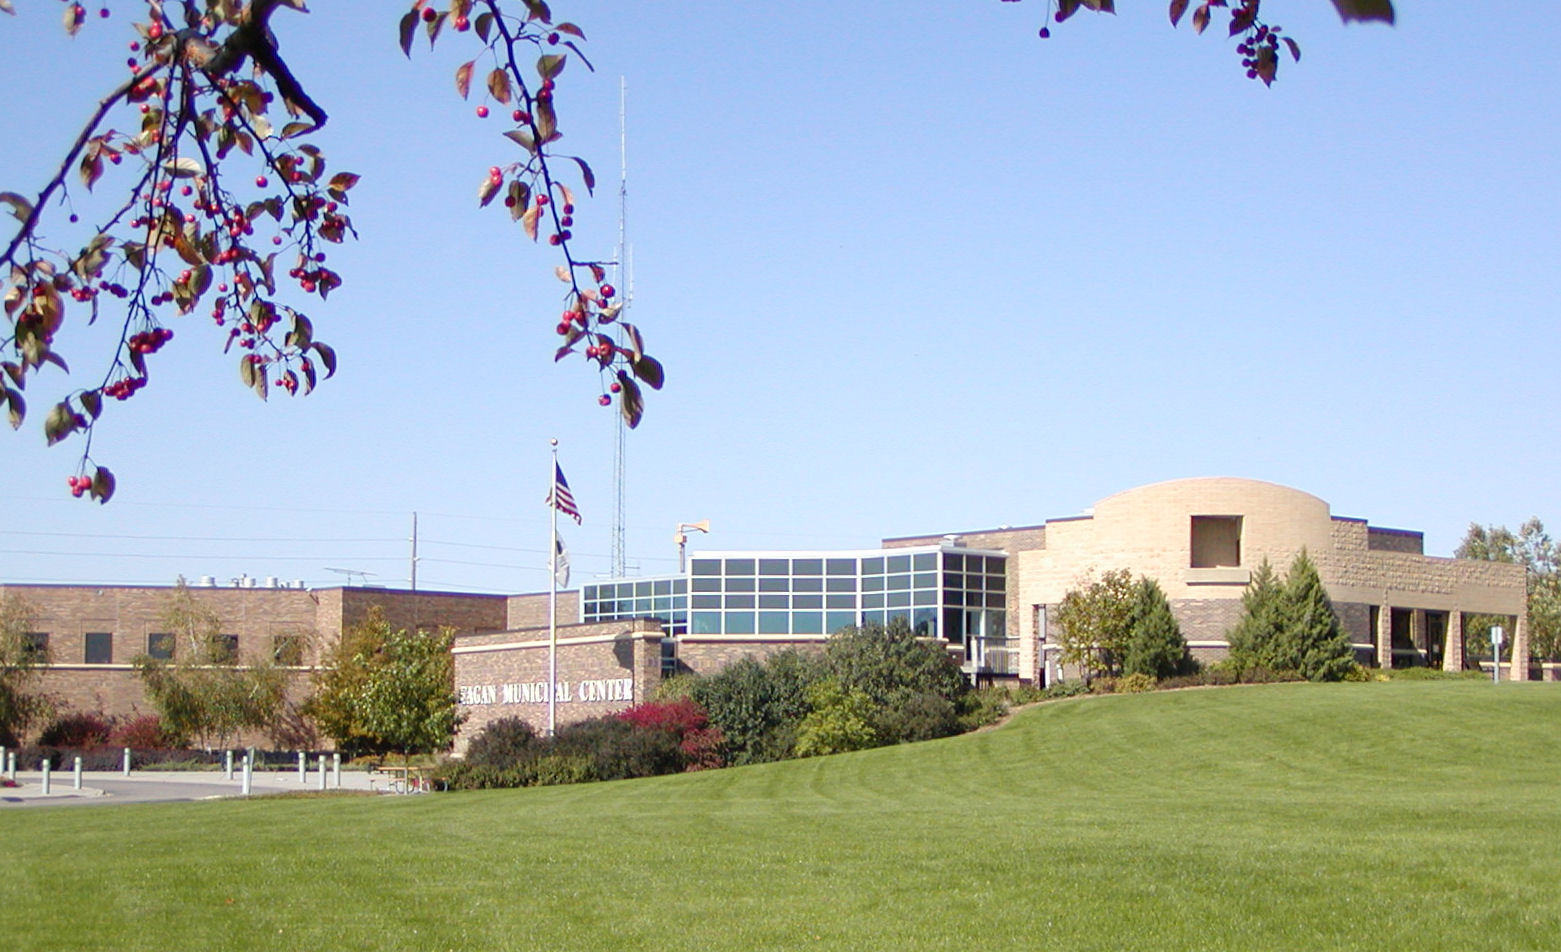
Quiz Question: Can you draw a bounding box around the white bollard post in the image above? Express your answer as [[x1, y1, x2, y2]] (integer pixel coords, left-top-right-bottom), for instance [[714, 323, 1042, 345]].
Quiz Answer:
[[122, 747, 131, 777], [73, 756, 83, 790], [41, 758, 52, 795], [6, 751, 16, 780], [297, 750, 306, 783], [225, 749, 234, 780], [332, 752, 341, 789], [317, 754, 327, 791], [241, 754, 252, 797]]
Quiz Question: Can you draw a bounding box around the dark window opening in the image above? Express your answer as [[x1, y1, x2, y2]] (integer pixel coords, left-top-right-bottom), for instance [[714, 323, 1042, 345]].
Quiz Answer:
[[1191, 515, 1243, 568]]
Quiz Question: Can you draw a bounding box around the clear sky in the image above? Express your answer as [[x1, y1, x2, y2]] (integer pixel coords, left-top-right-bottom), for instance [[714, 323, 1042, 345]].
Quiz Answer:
[[1, 2, 1556, 595]]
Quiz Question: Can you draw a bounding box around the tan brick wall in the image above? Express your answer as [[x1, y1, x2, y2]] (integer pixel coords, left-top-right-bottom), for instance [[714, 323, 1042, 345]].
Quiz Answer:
[[1014, 478, 1527, 673], [452, 618, 662, 749], [675, 637, 827, 677], [506, 590, 580, 630]]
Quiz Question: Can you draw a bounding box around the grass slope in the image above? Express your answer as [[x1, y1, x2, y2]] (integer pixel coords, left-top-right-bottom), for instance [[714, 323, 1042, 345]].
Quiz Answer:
[[4, 682, 1559, 951]]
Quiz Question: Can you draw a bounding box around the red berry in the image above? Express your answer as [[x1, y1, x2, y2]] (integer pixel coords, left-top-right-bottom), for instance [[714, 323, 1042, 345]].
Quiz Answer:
[[512, 109, 526, 122], [598, 394, 611, 407], [610, 382, 622, 394], [548, 33, 559, 45], [421, 6, 436, 22], [476, 105, 489, 118], [600, 284, 615, 299], [255, 175, 268, 187], [1039, 27, 1050, 38]]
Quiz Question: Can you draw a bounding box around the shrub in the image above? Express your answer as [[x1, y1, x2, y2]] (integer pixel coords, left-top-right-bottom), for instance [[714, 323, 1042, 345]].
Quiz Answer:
[[793, 680, 878, 758], [108, 714, 174, 749], [1040, 680, 1092, 700], [39, 711, 114, 748], [879, 691, 964, 742], [463, 717, 538, 769], [553, 716, 684, 781], [1387, 667, 1485, 682], [951, 688, 1008, 733], [1116, 672, 1158, 694], [690, 650, 822, 766]]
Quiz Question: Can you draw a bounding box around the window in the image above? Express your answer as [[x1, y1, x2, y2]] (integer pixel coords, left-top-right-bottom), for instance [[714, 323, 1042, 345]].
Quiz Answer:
[[1191, 516, 1243, 567], [215, 634, 240, 663], [147, 632, 175, 660], [23, 632, 49, 659], [84, 631, 113, 664]]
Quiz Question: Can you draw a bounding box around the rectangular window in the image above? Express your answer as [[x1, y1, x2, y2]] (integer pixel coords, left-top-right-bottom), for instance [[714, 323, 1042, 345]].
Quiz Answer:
[[792, 577, 824, 593], [691, 559, 721, 576], [943, 552, 964, 572], [862, 593, 885, 609], [724, 595, 756, 609], [724, 612, 756, 634], [987, 574, 1007, 592], [826, 594, 857, 609], [826, 558, 856, 576], [84, 631, 113, 664], [913, 607, 937, 638], [825, 611, 857, 633], [861, 576, 885, 592], [1191, 515, 1243, 568], [861, 557, 885, 575], [635, 581, 653, 597], [758, 577, 790, 593], [886, 592, 911, 608], [887, 574, 911, 591], [913, 590, 937, 606], [691, 612, 721, 634], [692, 595, 722, 609], [863, 610, 887, 626], [913, 553, 936, 571], [826, 577, 857, 592], [654, 579, 672, 596], [692, 577, 722, 593], [758, 558, 789, 576], [793, 612, 823, 634], [792, 558, 823, 576], [215, 634, 240, 663], [724, 577, 756, 593], [887, 555, 912, 573], [913, 572, 937, 589], [758, 595, 789, 610], [758, 612, 790, 634], [792, 594, 823, 610], [273, 635, 304, 666], [147, 632, 175, 660], [724, 558, 755, 576]]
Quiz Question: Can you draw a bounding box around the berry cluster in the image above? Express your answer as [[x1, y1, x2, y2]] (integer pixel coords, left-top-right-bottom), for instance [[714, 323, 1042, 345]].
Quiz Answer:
[[65, 474, 92, 498], [129, 327, 172, 354], [103, 375, 148, 401]]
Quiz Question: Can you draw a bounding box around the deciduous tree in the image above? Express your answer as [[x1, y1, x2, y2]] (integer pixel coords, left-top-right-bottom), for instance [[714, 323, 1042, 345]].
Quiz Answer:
[[1055, 568, 1137, 679], [0, 592, 52, 745], [1, 1, 1389, 496], [1457, 519, 1560, 662]]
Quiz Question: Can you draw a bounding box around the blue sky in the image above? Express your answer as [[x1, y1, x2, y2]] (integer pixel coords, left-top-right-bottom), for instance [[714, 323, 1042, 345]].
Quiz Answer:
[[1, 2, 1557, 594]]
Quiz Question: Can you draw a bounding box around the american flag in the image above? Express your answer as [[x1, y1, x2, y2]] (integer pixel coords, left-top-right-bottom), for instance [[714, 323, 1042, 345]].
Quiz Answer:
[[548, 463, 581, 524]]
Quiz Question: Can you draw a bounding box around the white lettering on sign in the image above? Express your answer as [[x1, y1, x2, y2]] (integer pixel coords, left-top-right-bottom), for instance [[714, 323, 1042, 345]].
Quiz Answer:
[[458, 678, 633, 706]]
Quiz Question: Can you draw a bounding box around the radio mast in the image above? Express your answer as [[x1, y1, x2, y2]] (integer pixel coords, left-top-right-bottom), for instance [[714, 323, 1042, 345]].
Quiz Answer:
[[610, 78, 630, 578]]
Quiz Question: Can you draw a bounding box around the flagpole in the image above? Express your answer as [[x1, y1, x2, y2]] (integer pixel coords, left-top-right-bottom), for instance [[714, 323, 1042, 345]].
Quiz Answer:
[[548, 438, 559, 737]]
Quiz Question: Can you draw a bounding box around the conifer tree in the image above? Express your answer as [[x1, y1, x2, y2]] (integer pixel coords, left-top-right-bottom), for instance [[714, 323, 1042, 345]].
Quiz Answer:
[[1123, 578, 1188, 680], [1279, 551, 1356, 681], [1226, 557, 1283, 673]]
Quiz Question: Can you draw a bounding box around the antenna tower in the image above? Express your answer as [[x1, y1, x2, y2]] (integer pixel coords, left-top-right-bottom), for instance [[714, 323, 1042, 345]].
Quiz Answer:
[[610, 78, 630, 578]]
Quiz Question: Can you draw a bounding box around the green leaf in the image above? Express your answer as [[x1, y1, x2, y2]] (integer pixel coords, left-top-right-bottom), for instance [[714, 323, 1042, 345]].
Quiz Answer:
[[91, 465, 115, 504], [631, 354, 664, 390], [535, 100, 558, 143], [0, 191, 33, 223], [4, 387, 23, 430], [570, 156, 596, 194], [477, 173, 500, 208], [81, 388, 102, 420], [280, 121, 315, 139], [162, 157, 204, 179], [1329, 0, 1394, 23], [287, 313, 313, 350], [508, 181, 531, 221], [44, 401, 77, 446], [487, 68, 512, 105], [398, 8, 418, 57], [475, 11, 493, 42], [505, 129, 537, 154], [537, 54, 566, 81], [617, 374, 643, 429], [312, 342, 338, 378], [240, 355, 257, 389]]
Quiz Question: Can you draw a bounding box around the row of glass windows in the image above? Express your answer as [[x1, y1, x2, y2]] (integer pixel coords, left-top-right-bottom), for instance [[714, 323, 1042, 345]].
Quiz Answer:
[[688, 552, 1007, 577], [678, 606, 1010, 640], [12, 632, 308, 665], [682, 571, 1004, 595], [582, 578, 688, 601], [586, 589, 1004, 618]]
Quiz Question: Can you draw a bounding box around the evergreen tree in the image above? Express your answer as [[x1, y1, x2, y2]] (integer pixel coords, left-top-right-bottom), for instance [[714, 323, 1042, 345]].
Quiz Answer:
[[1123, 578, 1188, 679], [1226, 558, 1284, 674], [1279, 552, 1356, 681]]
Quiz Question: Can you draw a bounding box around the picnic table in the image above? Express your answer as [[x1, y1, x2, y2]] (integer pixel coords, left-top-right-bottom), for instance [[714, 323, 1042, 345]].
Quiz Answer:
[[369, 763, 430, 793]]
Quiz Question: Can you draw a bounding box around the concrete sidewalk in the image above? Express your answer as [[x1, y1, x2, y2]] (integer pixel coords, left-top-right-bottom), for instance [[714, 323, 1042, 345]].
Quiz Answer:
[[0, 767, 395, 808]]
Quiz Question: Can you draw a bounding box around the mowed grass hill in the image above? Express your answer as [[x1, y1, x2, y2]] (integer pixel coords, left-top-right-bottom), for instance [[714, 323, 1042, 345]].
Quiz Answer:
[[4, 682, 1559, 951]]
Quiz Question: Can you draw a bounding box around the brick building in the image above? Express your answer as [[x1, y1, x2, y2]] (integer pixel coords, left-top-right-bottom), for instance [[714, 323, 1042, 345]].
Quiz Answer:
[[6, 478, 1543, 747]]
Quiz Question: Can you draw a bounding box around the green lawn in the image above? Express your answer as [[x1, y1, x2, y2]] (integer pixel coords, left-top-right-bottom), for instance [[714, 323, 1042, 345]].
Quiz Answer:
[[4, 681, 1559, 951]]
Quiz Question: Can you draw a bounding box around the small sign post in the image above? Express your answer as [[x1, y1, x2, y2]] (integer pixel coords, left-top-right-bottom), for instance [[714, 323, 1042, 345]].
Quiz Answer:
[[1491, 626, 1505, 684]]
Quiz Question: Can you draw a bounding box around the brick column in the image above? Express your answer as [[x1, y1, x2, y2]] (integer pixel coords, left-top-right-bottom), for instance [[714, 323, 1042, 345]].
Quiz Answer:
[[1511, 613, 1530, 682], [1376, 604, 1393, 670], [1443, 610, 1464, 672]]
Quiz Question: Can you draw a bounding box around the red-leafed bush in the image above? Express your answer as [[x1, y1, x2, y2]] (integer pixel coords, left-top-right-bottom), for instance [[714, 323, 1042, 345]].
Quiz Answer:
[[39, 711, 114, 748], [616, 698, 725, 771], [107, 714, 174, 750]]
